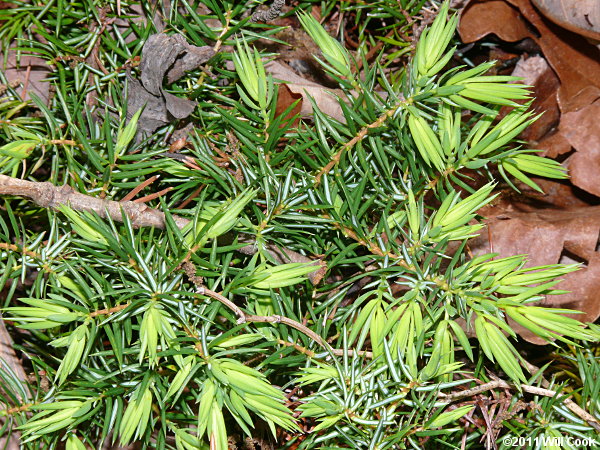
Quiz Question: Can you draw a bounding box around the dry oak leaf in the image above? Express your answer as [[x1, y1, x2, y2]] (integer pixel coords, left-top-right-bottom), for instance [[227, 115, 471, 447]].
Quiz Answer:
[[559, 99, 600, 197], [506, 0, 600, 109], [460, 0, 600, 111], [532, 0, 600, 40], [266, 61, 346, 122], [0, 315, 27, 450], [125, 33, 214, 137], [460, 0, 600, 198], [509, 55, 560, 143], [459, 0, 531, 42], [275, 83, 303, 128], [2, 46, 52, 105]]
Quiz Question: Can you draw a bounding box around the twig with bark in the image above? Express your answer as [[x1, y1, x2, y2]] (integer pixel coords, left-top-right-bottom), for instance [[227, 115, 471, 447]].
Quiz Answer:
[[251, 0, 285, 23], [439, 378, 600, 432], [0, 174, 324, 284], [182, 261, 372, 359]]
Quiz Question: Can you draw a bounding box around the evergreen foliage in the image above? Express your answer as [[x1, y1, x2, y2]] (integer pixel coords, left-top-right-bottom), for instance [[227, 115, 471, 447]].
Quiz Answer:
[[0, 1, 598, 448]]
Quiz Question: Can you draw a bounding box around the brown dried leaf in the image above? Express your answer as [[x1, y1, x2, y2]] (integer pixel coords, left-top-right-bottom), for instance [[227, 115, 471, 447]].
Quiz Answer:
[[0, 317, 27, 390], [460, 0, 600, 199], [510, 56, 560, 143], [0, 316, 26, 449], [459, 0, 531, 43], [275, 84, 303, 128], [532, 0, 600, 40], [506, 0, 600, 109], [560, 99, 600, 197], [113, 3, 148, 44], [536, 131, 571, 159], [2, 47, 52, 104], [126, 33, 214, 137], [558, 85, 600, 113], [460, 0, 600, 111], [266, 61, 346, 122], [126, 76, 170, 134], [521, 178, 596, 209]]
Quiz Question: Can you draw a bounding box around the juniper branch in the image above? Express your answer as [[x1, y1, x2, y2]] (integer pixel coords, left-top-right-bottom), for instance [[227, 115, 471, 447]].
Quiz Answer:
[[0, 174, 324, 283]]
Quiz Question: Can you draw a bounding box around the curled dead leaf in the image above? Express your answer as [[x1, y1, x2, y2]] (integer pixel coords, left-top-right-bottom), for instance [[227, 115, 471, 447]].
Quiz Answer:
[[2, 46, 52, 105], [275, 84, 303, 128], [266, 61, 346, 122], [460, 0, 600, 109], [125, 33, 214, 138], [459, 0, 531, 42], [559, 99, 600, 197], [510, 56, 560, 143], [532, 0, 600, 40]]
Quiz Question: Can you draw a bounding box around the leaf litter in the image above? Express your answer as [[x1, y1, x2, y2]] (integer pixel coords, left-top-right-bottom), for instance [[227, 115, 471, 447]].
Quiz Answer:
[[125, 33, 214, 138], [459, 0, 600, 341]]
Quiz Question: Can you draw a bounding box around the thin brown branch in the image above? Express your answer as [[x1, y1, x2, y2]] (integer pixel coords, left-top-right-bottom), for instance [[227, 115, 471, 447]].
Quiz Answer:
[[314, 99, 408, 185], [0, 174, 325, 284], [0, 174, 189, 230], [47, 140, 81, 147], [522, 361, 600, 432], [194, 282, 330, 349], [326, 214, 419, 274], [439, 380, 510, 401], [196, 286, 246, 321], [0, 242, 39, 259], [89, 303, 130, 318], [439, 379, 600, 431], [184, 261, 372, 359], [1, 402, 34, 416], [276, 338, 315, 357], [243, 313, 327, 347], [427, 166, 456, 190]]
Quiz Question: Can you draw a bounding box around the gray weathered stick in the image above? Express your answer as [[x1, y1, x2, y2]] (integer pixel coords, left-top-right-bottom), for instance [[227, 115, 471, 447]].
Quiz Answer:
[[251, 0, 285, 22], [0, 174, 324, 283]]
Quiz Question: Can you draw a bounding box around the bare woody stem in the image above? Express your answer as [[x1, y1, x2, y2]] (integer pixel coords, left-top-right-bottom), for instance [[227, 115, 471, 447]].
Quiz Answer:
[[196, 286, 246, 321], [314, 98, 408, 185], [196, 285, 332, 350], [0, 174, 188, 229], [522, 360, 600, 432], [439, 379, 600, 432], [199, 288, 374, 358], [0, 174, 324, 284], [185, 262, 372, 359], [242, 313, 328, 348]]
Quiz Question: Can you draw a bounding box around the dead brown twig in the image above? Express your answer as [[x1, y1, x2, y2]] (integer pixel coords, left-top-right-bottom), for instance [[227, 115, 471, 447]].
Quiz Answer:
[[251, 0, 285, 23], [182, 261, 372, 359], [0, 174, 324, 284], [439, 378, 600, 432]]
